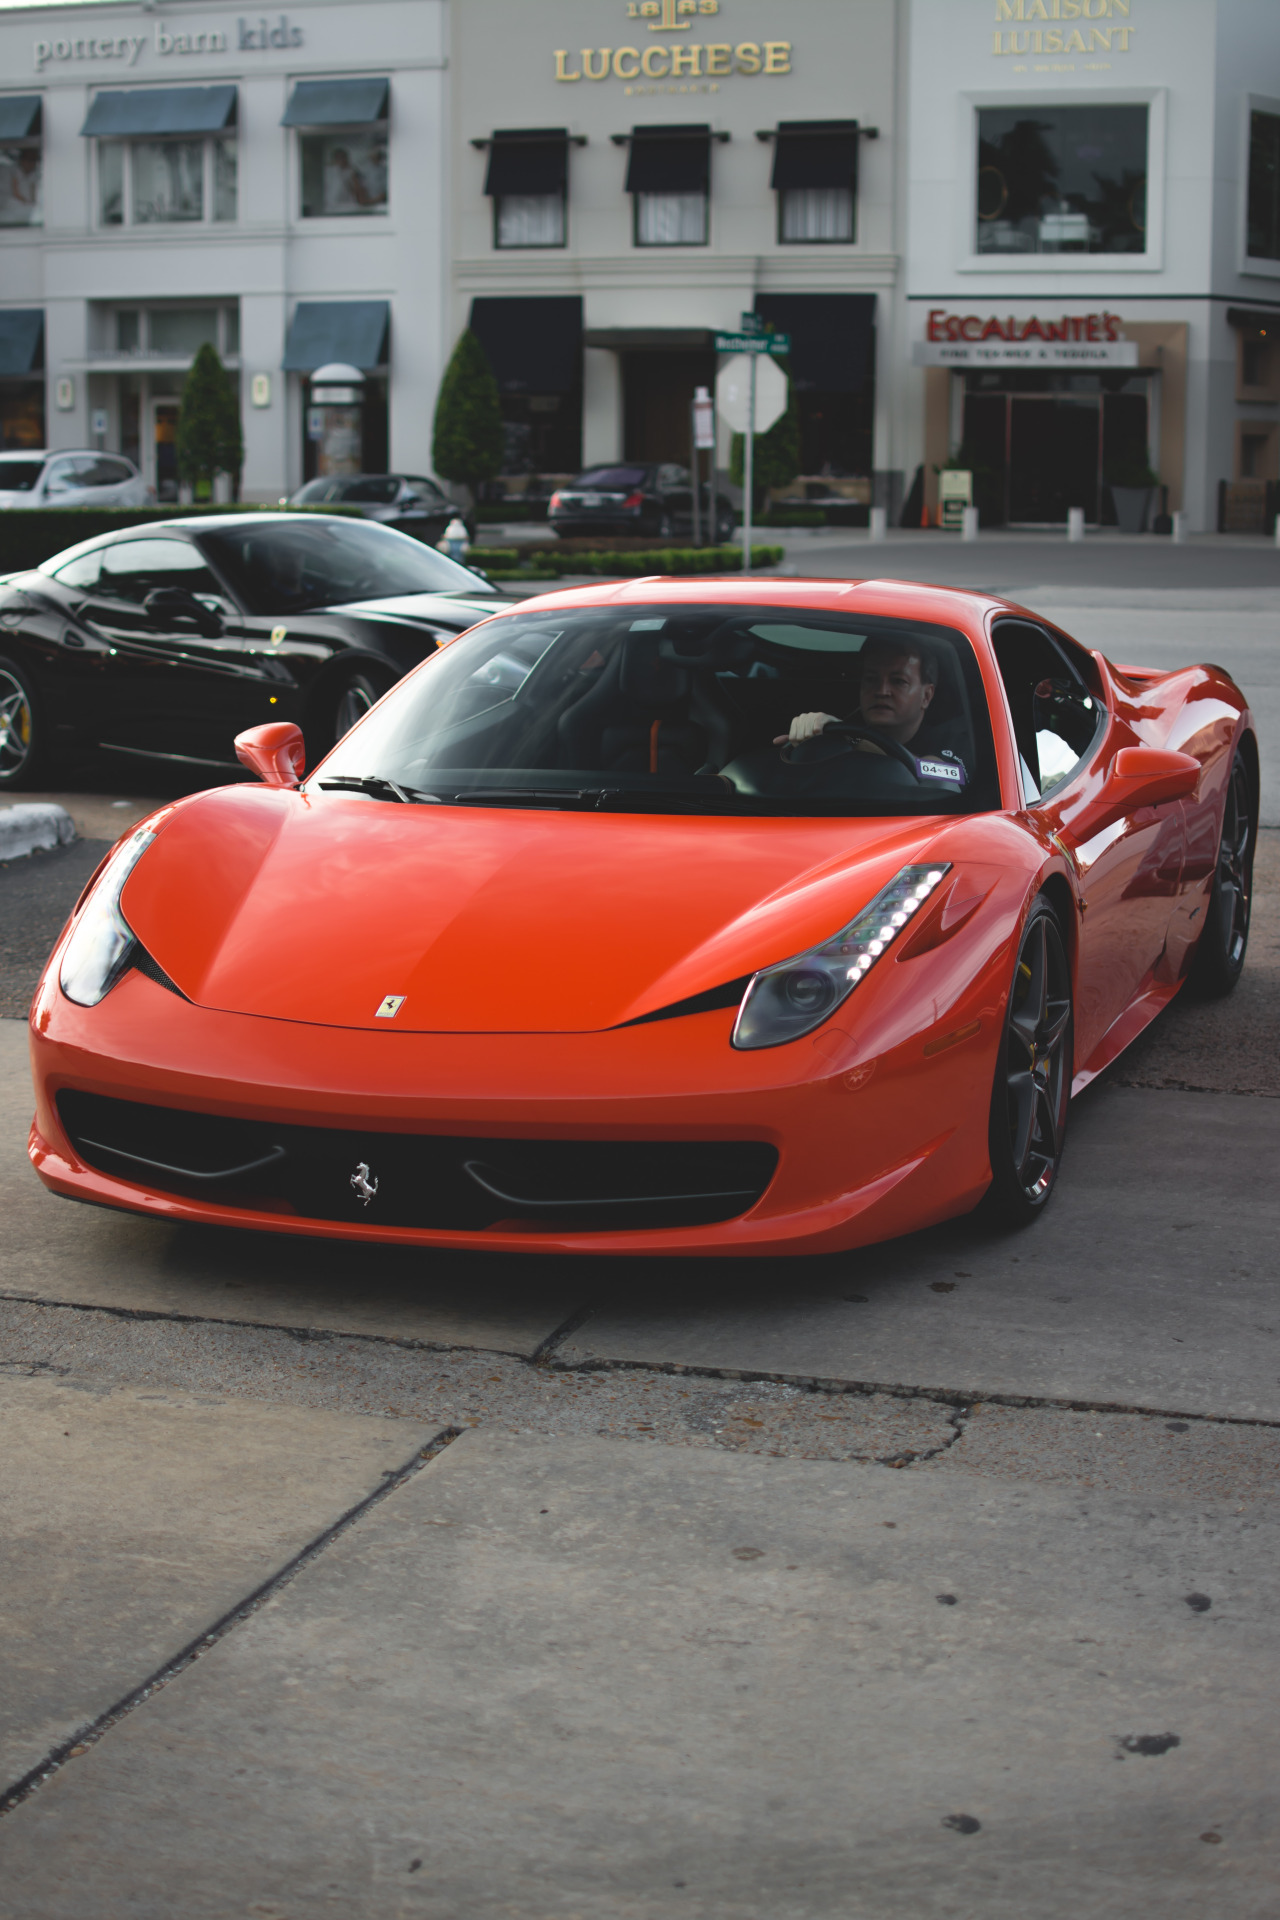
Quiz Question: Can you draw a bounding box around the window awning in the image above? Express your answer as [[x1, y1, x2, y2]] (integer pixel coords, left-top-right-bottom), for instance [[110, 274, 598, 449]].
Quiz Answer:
[[0, 309, 44, 376], [469, 296, 582, 394], [282, 79, 389, 128], [1226, 307, 1279, 336], [282, 301, 389, 371], [484, 129, 570, 198], [624, 125, 711, 195], [81, 86, 237, 138], [0, 96, 41, 141], [753, 294, 875, 395], [769, 121, 859, 192]]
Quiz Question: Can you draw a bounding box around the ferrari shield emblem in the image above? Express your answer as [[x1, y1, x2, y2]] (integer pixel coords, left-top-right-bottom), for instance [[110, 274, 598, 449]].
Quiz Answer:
[[350, 1162, 379, 1205], [375, 995, 405, 1019]]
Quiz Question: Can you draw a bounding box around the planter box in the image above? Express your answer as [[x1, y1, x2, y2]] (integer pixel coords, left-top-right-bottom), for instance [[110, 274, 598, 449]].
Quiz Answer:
[[1109, 485, 1154, 534]]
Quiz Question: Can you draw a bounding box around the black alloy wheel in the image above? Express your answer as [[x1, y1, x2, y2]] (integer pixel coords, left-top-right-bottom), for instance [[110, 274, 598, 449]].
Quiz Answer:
[[333, 669, 392, 743], [0, 657, 45, 790], [1189, 749, 1255, 998], [984, 899, 1073, 1224], [656, 512, 674, 541]]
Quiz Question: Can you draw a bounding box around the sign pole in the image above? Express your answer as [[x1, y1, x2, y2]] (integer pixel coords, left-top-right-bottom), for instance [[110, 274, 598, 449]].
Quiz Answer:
[[690, 398, 701, 549], [742, 350, 756, 574]]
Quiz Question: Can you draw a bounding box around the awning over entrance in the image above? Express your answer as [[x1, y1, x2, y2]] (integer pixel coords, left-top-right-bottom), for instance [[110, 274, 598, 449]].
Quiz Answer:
[[0, 96, 41, 141], [282, 302, 390, 371], [768, 121, 859, 192], [470, 296, 582, 393], [281, 79, 389, 128], [0, 310, 44, 376], [81, 87, 237, 137], [483, 129, 571, 197], [583, 328, 713, 352], [623, 125, 712, 194], [753, 295, 875, 394]]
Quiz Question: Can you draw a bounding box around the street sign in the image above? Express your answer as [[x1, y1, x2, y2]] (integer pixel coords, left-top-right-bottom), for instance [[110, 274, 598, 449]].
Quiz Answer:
[[692, 385, 715, 450], [714, 332, 790, 357], [740, 311, 765, 336], [716, 354, 788, 436]]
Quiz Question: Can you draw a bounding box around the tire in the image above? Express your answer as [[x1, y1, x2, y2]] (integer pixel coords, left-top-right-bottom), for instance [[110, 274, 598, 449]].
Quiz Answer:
[[982, 898, 1073, 1225], [309, 664, 397, 763], [0, 655, 48, 791], [716, 515, 735, 544], [1188, 748, 1255, 999], [656, 513, 674, 541]]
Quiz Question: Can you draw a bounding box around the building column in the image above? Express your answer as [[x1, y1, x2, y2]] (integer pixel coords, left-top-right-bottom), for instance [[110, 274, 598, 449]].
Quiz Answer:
[[582, 347, 622, 467], [239, 295, 289, 502]]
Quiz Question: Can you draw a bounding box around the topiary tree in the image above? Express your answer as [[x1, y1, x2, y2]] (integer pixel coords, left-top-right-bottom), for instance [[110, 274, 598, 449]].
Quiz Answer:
[[432, 329, 504, 498], [728, 366, 801, 513], [176, 342, 243, 499]]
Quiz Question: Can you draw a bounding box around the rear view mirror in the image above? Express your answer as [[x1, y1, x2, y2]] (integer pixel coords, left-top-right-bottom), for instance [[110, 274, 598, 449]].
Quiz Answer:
[[235, 721, 305, 788]]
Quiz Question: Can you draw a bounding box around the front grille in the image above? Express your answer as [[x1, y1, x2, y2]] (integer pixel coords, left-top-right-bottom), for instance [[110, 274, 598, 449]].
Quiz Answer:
[[57, 1090, 777, 1232]]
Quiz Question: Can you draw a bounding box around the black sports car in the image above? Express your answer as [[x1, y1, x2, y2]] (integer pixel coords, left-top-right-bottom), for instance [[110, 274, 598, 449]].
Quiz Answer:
[[0, 513, 501, 790], [548, 464, 737, 542]]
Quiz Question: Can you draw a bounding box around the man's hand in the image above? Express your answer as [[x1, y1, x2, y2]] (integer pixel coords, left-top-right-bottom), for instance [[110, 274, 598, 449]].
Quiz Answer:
[[774, 711, 841, 747]]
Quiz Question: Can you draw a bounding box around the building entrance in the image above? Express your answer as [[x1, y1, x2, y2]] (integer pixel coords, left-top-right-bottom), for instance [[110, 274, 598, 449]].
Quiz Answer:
[[150, 399, 181, 503], [623, 350, 716, 464], [961, 372, 1150, 527]]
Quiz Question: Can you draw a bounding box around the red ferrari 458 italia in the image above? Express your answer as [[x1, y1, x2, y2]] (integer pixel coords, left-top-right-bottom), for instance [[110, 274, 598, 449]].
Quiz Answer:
[[28, 577, 1256, 1258]]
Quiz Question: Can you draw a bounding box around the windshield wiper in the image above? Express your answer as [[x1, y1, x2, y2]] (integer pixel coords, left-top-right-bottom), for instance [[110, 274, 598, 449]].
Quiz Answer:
[[451, 787, 617, 809], [316, 774, 441, 804]]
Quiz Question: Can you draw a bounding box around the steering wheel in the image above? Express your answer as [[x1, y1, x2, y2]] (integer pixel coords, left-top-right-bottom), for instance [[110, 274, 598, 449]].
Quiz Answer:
[[783, 721, 923, 778]]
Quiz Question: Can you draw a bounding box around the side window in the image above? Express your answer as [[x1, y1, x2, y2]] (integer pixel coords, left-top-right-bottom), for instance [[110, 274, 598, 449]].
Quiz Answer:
[[48, 548, 105, 590], [92, 458, 135, 486], [43, 459, 85, 496], [992, 620, 1103, 803], [96, 538, 223, 606]]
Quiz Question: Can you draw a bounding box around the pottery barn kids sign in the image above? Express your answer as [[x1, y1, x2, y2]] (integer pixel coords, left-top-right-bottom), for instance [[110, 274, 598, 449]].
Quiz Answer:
[[34, 15, 303, 69]]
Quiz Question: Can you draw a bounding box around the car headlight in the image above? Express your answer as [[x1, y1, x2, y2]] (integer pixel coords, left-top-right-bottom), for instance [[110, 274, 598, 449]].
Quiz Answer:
[[59, 826, 157, 1007], [732, 864, 951, 1050]]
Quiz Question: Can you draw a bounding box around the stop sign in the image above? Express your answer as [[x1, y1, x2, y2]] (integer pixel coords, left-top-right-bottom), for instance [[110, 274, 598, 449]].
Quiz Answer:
[[715, 354, 788, 435]]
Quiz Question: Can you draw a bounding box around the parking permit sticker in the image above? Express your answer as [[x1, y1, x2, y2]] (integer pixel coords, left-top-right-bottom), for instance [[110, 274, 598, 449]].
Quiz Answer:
[[916, 757, 966, 787]]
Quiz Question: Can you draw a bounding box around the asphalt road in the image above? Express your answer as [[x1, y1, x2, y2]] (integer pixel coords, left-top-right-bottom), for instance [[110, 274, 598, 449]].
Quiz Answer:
[[1, 539, 1277, 1914]]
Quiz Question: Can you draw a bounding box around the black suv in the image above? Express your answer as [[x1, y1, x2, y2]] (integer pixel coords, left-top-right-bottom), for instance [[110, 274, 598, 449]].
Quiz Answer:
[[548, 464, 737, 542]]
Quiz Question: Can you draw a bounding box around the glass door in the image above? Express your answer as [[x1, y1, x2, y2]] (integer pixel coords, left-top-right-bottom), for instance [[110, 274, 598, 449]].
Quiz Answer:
[[149, 399, 180, 502], [1008, 394, 1100, 525]]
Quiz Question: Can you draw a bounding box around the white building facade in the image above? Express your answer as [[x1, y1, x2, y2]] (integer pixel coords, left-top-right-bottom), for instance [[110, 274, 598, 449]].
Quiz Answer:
[[904, 0, 1280, 530], [0, 0, 449, 501]]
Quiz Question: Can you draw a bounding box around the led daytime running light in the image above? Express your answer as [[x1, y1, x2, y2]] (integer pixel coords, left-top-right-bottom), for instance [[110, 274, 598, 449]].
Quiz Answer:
[[59, 826, 157, 1007], [732, 863, 951, 1050]]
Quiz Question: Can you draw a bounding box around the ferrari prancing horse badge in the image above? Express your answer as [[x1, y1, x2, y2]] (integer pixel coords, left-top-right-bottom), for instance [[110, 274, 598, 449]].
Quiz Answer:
[[375, 995, 405, 1019]]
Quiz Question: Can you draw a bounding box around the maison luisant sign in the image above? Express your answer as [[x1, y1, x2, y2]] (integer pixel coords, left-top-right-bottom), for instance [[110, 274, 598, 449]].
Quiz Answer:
[[914, 309, 1139, 368], [33, 15, 303, 71], [554, 0, 792, 88]]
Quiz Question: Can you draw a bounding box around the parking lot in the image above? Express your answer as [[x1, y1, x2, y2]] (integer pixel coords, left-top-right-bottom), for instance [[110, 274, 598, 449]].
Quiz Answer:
[[1, 534, 1277, 1917]]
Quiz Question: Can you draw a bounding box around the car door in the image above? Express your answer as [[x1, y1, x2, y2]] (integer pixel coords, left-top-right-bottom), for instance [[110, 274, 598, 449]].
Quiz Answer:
[[992, 617, 1185, 1070], [40, 455, 98, 508], [72, 535, 266, 762]]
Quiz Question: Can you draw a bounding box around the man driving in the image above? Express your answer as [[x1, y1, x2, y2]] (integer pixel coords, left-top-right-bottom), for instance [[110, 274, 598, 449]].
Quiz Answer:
[[775, 637, 939, 751]]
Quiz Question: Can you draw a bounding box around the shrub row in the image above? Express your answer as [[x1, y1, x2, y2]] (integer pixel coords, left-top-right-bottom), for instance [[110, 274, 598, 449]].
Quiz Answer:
[[0, 504, 362, 576], [482, 544, 784, 581]]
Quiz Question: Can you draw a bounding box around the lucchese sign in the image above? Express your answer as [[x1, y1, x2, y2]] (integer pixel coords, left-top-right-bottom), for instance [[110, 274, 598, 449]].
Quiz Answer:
[[33, 14, 303, 71], [555, 0, 791, 83], [914, 308, 1139, 367]]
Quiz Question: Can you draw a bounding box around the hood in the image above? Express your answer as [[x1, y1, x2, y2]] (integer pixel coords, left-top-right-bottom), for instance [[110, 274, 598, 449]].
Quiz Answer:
[[329, 591, 501, 623], [120, 786, 945, 1033]]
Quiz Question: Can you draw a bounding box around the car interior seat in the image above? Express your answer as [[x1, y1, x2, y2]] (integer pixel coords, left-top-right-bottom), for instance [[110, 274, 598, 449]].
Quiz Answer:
[[557, 632, 712, 775]]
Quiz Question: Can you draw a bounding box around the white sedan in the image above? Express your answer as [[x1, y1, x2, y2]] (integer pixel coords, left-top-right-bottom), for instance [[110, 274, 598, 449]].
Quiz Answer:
[[0, 449, 153, 510]]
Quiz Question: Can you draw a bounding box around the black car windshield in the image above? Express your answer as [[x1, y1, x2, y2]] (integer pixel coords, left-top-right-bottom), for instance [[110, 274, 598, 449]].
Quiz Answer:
[[572, 467, 647, 490], [0, 459, 45, 491], [315, 602, 1001, 817], [291, 478, 342, 503], [197, 517, 492, 614]]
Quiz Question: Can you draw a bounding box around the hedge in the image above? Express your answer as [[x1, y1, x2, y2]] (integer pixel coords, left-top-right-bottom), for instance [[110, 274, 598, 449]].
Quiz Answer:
[[483, 544, 784, 580], [0, 504, 363, 576]]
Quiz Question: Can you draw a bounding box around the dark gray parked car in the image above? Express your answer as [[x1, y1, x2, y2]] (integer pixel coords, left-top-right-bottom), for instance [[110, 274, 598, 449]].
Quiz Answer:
[[287, 473, 476, 546], [548, 464, 737, 542]]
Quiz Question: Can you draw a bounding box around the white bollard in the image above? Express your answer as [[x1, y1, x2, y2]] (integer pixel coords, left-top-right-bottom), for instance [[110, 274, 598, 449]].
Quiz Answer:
[[961, 505, 979, 542], [1067, 506, 1085, 542], [1172, 510, 1187, 544], [1274, 513, 1280, 550], [869, 505, 887, 541]]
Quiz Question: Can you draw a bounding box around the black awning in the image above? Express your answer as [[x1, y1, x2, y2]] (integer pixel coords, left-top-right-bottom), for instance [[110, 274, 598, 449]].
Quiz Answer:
[[281, 79, 389, 128], [282, 301, 389, 371], [1226, 306, 1280, 335], [0, 96, 41, 141], [769, 121, 859, 192], [625, 125, 711, 195], [753, 294, 875, 395], [469, 296, 583, 394], [0, 309, 44, 376], [81, 87, 237, 138], [484, 129, 569, 197]]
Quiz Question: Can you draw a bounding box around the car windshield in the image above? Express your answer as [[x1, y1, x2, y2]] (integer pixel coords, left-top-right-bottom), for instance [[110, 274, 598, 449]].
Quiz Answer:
[[0, 459, 45, 491], [196, 517, 493, 614], [339, 476, 402, 503], [292, 478, 342, 503], [572, 467, 647, 490], [315, 602, 1001, 817]]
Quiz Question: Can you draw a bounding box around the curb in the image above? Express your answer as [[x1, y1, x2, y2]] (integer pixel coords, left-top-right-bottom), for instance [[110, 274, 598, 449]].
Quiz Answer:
[[0, 803, 77, 862]]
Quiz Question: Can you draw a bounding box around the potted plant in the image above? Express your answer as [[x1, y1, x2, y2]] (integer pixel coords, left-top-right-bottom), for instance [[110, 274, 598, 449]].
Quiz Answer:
[[1105, 457, 1159, 533]]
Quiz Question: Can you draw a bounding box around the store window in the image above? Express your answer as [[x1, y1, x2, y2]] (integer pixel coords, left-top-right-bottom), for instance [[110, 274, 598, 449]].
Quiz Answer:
[[1247, 109, 1280, 262], [483, 129, 572, 249], [976, 104, 1147, 255], [0, 97, 42, 228], [107, 305, 239, 360], [85, 87, 237, 226], [624, 125, 714, 247], [768, 122, 858, 245], [283, 79, 390, 219]]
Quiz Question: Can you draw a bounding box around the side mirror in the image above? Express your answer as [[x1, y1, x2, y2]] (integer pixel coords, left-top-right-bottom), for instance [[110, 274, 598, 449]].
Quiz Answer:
[[1072, 745, 1199, 836], [235, 721, 305, 788], [144, 586, 223, 637]]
